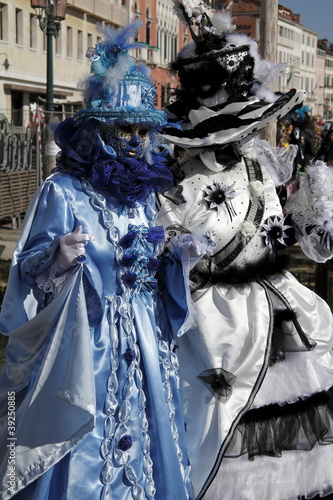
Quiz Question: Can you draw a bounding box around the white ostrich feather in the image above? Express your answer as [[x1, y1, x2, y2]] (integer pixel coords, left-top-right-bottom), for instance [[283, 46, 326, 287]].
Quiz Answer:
[[211, 11, 236, 34], [172, 0, 205, 24], [172, 0, 189, 25], [251, 83, 279, 103], [104, 53, 134, 89]]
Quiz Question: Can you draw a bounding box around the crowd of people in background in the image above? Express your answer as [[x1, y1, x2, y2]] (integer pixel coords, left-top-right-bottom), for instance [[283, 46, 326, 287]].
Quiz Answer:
[[277, 112, 333, 197]]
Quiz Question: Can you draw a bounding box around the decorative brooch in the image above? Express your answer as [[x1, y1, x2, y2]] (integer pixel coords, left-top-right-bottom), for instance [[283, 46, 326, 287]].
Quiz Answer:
[[203, 181, 238, 221]]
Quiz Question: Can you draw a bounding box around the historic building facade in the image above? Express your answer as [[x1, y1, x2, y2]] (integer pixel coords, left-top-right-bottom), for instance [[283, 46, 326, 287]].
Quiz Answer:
[[0, 0, 131, 125], [1, 0, 332, 126], [0, 0, 189, 126], [318, 39, 333, 120], [133, 0, 188, 108], [214, 0, 333, 119]]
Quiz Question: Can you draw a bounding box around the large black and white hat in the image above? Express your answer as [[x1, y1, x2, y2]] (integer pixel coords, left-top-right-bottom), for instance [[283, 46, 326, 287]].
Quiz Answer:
[[163, 1, 305, 147]]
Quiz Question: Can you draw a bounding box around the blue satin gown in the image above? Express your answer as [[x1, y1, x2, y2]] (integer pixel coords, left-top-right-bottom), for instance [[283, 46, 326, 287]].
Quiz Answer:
[[0, 172, 192, 500]]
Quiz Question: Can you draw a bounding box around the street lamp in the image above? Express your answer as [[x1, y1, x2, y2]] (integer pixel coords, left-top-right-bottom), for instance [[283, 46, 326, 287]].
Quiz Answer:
[[30, 0, 67, 178], [30, 0, 67, 112]]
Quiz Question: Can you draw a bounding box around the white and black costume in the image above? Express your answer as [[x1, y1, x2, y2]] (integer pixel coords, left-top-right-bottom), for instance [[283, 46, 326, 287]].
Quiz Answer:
[[157, 4, 333, 499]]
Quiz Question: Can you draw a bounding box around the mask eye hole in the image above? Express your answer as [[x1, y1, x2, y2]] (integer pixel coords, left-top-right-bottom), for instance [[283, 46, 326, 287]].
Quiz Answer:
[[119, 124, 132, 135], [138, 128, 148, 137]]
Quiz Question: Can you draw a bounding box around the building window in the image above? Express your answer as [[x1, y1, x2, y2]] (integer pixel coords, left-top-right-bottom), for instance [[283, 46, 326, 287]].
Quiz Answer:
[[0, 3, 8, 41], [159, 30, 164, 58], [67, 26, 73, 58], [55, 31, 62, 55], [134, 2, 140, 42], [30, 13, 37, 49], [173, 36, 177, 59], [16, 8, 23, 46], [164, 33, 167, 60], [146, 9, 151, 45], [77, 30, 83, 60], [162, 83, 171, 107], [87, 32, 93, 50], [11, 91, 23, 126]]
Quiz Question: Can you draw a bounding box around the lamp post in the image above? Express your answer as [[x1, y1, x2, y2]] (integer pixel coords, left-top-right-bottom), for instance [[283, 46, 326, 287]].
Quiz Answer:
[[30, 0, 67, 178], [260, 0, 278, 146], [30, 0, 67, 112]]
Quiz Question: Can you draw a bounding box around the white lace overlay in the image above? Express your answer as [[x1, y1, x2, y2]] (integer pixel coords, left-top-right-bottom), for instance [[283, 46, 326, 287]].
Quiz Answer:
[[254, 137, 297, 186], [206, 444, 333, 500], [36, 262, 73, 297], [285, 161, 333, 262], [252, 351, 333, 408]]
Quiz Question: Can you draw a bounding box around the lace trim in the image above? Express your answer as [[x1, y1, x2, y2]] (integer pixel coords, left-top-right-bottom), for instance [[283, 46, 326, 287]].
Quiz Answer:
[[225, 390, 333, 460], [208, 443, 333, 500], [252, 351, 333, 408], [36, 264, 72, 297], [285, 161, 333, 263]]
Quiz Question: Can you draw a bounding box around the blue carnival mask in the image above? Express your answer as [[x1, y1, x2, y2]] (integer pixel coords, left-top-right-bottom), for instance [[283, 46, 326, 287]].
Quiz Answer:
[[101, 123, 149, 164]]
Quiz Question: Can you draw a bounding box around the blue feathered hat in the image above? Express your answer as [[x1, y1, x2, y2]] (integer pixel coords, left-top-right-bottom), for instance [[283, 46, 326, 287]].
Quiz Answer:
[[74, 21, 166, 129]]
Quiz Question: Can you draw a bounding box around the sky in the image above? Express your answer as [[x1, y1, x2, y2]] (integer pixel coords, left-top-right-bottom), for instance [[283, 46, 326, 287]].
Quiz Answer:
[[282, 0, 333, 42]]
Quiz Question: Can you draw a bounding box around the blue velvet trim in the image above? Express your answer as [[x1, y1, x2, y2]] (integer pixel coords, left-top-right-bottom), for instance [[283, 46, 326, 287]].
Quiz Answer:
[[74, 107, 167, 128]]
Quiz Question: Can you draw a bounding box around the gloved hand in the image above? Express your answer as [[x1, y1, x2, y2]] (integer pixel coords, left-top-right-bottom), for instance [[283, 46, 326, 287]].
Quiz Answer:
[[55, 225, 95, 274], [168, 234, 206, 256], [167, 233, 208, 269]]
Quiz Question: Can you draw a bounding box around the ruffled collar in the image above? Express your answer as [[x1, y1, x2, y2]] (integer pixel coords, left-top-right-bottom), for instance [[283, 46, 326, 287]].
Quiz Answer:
[[89, 157, 173, 207], [54, 117, 173, 207]]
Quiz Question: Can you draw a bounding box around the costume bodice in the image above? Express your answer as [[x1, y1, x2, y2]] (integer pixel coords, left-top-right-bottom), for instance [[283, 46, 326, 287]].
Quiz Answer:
[[158, 143, 284, 275]]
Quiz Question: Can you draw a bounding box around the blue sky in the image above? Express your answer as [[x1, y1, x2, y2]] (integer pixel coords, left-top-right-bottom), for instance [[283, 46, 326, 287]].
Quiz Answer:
[[282, 0, 333, 42]]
